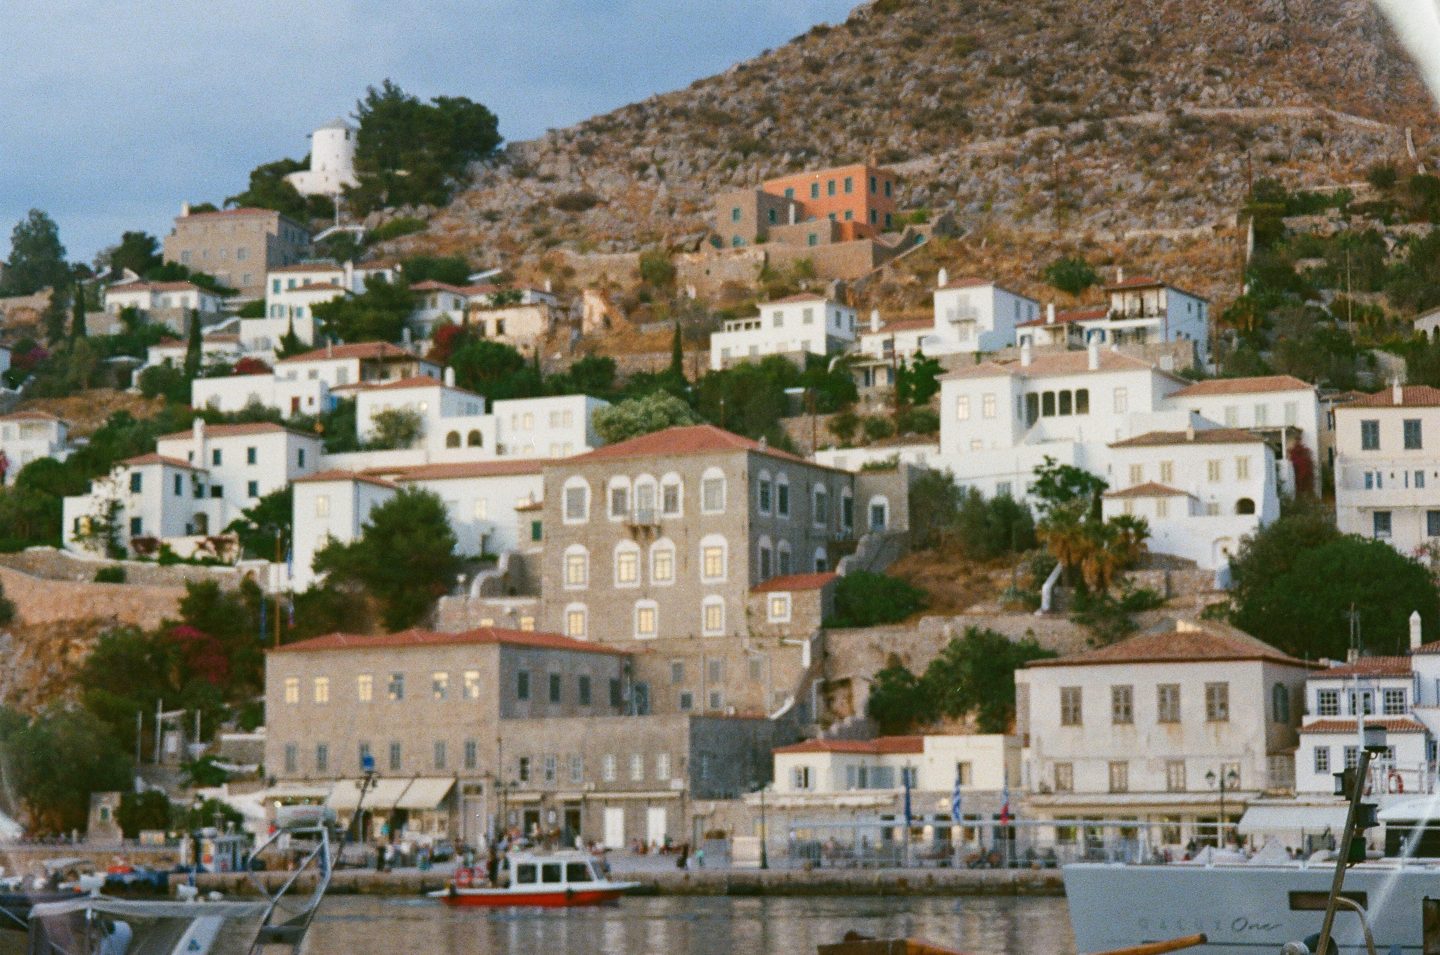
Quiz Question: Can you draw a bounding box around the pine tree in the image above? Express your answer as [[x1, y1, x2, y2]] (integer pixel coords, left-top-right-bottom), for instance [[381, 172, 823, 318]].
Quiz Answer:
[[183, 310, 202, 378], [70, 282, 86, 339], [277, 316, 305, 358], [666, 320, 688, 392]]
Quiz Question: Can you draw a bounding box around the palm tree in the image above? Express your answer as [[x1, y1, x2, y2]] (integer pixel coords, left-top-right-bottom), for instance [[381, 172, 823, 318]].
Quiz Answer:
[[1037, 500, 1091, 586]]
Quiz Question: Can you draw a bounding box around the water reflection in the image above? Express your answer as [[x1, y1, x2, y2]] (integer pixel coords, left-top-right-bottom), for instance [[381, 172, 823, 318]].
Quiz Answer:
[[303, 895, 1075, 955]]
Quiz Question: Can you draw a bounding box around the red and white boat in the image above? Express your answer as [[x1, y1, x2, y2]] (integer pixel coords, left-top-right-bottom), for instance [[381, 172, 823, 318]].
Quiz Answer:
[[429, 851, 639, 908]]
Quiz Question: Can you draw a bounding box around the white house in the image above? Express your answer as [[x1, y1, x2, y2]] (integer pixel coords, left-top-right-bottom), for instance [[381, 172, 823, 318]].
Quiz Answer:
[[928, 273, 1040, 355], [284, 117, 359, 197], [0, 411, 69, 483], [142, 335, 244, 372], [105, 281, 225, 316], [1015, 306, 1109, 350], [489, 394, 606, 459], [289, 470, 398, 591], [1016, 620, 1318, 849], [1102, 427, 1279, 570], [1415, 306, 1440, 342], [409, 281, 471, 335], [275, 342, 440, 389], [709, 293, 856, 370], [1295, 655, 1426, 797], [1333, 384, 1440, 555], [62, 420, 322, 558], [191, 373, 333, 418], [1093, 274, 1210, 361]]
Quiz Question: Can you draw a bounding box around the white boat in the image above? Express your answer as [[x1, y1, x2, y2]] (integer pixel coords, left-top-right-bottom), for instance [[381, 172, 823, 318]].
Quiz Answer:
[[427, 850, 640, 908], [1064, 852, 1440, 955]]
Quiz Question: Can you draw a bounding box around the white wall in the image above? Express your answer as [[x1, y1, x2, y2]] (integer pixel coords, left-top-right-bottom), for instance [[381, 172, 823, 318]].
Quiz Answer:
[[291, 478, 396, 590], [710, 299, 855, 370], [400, 470, 544, 557], [191, 374, 332, 417]]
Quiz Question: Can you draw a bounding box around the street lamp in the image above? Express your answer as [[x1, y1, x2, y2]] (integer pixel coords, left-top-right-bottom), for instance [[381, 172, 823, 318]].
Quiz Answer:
[[752, 778, 769, 870], [1206, 767, 1239, 846]]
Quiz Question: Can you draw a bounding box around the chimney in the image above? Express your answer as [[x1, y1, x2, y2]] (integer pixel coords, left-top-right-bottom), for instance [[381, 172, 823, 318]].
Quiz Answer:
[[444, 366, 456, 388], [1393, 378, 1404, 406], [1046, 303, 1056, 325], [1186, 423, 1196, 442], [181, 201, 191, 217], [869, 309, 881, 333], [1411, 610, 1424, 652], [344, 260, 355, 292], [937, 268, 949, 289], [1116, 266, 1125, 283], [192, 417, 204, 459], [789, 202, 797, 226], [544, 279, 553, 294], [1087, 340, 1100, 371], [1346, 647, 1360, 664], [326, 338, 333, 359], [1020, 342, 1033, 368]]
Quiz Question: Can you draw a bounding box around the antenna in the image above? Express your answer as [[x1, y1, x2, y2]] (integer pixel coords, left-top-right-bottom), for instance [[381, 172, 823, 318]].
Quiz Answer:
[[1345, 603, 1362, 659]]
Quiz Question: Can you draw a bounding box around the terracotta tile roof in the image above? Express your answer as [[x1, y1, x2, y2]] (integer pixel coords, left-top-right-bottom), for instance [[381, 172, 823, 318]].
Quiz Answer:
[[1340, 386, 1440, 409], [0, 410, 63, 423], [941, 350, 1159, 381], [121, 453, 202, 470], [1103, 482, 1192, 499], [938, 277, 993, 290], [156, 421, 316, 442], [268, 263, 342, 274], [1302, 718, 1426, 734], [106, 281, 212, 295], [864, 318, 932, 333], [278, 342, 426, 364], [1016, 307, 1108, 329], [1029, 625, 1315, 669], [203, 333, 240, 343], [1169, 375, 1313, 398], [375, 459, 546, 482], [271, 627, 627, 656], [774, 735, 925, 755], [355, 258, 400, 271], [568, 424, 813, 466], [1413, 640, 1440, 655], [409, 280, 472, 296], [291, 469, 397, 490], [365, 375, 482, 400], [1109, 428, 1264, 448], [752, 572, 838, 593], [1104, 274, 1208, 301], [1318, 656, 1413, 677], [766, 293, 830, 305]]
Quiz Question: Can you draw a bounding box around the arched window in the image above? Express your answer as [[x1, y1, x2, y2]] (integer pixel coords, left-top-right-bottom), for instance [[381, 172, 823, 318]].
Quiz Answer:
[[700, 534, 727, 583], [467, 430, 482, 447], [607, 476, 632, 521], [1236, 498, 1256, 515], [840, 489, 854, 532], [562, 476, 590, 524], [814, 546, 828, 573], [660, 472, 683, 517], [700, 467, 726, 514], [562, 545, 589, 590], [757, 535, 773, 580], [757, 470, 773, 515], [445, 431, 460, 448], [633, 475, 657, 522], [614, 541, 641, 588], [775, 472, 791, 518], [633, 600, 659, 640], [1272, 683, 1290, 724], [812, 484, 829, 527], [650, 538, 676, 585], [777, 540, 793, 576]]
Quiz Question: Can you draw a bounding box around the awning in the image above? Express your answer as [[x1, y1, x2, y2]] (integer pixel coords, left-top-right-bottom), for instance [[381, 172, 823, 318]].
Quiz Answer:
[[1237, 803, 1350, 835], [326, 777, 455, 812]]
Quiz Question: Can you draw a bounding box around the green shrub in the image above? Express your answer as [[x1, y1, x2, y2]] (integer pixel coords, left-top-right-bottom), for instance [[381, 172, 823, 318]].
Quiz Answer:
[[94, 566, 127, 584], [861, 415, 895, 441], [553, 191, 602, 213], [370, 217, 426, 242], [826, 572, 926, 628]]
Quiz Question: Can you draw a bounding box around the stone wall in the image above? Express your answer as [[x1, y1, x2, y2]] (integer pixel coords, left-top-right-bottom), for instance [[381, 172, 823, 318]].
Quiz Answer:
[[0, 547, 245, 588], [0, 564, 185, 630]]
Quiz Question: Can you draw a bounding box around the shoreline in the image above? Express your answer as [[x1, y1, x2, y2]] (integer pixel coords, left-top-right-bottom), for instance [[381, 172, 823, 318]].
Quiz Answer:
[[182, 867, 1066, 898]]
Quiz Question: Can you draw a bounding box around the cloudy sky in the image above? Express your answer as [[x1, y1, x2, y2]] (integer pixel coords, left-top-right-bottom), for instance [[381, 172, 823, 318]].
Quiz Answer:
[[0, 0, 857, 263]]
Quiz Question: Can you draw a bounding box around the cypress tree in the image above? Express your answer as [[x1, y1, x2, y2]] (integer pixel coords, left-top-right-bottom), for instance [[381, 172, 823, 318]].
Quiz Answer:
[[183, 310, 202, 378], [70, 283, 86, 339]]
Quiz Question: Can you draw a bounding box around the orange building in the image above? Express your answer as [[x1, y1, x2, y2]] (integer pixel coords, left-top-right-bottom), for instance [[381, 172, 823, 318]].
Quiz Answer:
[[760, 163, 899, 239]]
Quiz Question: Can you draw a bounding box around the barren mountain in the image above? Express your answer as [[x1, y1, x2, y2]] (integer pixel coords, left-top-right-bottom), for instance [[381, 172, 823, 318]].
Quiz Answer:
[[383, 0, 1438, 305]]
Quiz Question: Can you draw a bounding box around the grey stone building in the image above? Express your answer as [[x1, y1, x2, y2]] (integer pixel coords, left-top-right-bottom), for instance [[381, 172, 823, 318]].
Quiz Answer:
[[162, 205, 310, 299]]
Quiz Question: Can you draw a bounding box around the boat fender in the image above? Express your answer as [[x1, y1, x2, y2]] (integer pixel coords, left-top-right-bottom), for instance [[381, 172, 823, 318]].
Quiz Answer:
[[566, 887, 574, 900], [456, 867, 473, 888], [1388, 771, 1404, 794]]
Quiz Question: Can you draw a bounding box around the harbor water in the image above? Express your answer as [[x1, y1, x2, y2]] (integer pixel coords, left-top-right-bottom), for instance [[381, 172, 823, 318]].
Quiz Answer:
[[301, 894, 1076, 954]]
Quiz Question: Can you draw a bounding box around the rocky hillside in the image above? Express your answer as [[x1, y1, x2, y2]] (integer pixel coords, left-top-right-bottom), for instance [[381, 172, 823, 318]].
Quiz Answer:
[[385, 0, 1436, 298]]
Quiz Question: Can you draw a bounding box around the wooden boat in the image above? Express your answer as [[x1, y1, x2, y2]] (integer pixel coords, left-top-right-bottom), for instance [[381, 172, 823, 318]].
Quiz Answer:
[[429, 851, 638, 908]]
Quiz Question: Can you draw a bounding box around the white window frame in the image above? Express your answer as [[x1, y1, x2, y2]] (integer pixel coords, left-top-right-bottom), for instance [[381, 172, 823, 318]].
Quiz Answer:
[[564, 603, 587, 640], [607, 476, 631, 521], [767, 593, 792, 623], [702, 596, 725, 636], [757, 469, 773, 515], [701, 468, 726, 514], [700, 534, 728, 583], [563, 544, 589, 590], [660, 472, 683, 518], [650, 539, 676, 585], [614, 542, 641, 588], [562, 477, 590, 524], [634, 600, 659, 640]]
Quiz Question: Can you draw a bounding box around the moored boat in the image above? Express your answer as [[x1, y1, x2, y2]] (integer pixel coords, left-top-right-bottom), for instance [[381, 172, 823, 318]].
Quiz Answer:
[[429, 850, 638, 907]]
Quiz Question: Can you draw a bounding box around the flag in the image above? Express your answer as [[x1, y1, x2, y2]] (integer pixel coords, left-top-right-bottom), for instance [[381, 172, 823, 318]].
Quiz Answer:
[[950, 772, 963, 825], [903, 771, 913, 830]]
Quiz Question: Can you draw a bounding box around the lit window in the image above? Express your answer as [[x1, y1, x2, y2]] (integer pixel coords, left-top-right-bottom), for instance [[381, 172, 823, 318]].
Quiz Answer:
[[635, 602, 658, 639], [564, 547, 589, 588], [463, 671, 480, 700], [432, 672, 448, 700], [615, 545, 639, 586], [313, 677, 329, 704], [651, 543, 675, 583], [701, 538, 727, 582], [767, 594, 791, 623], [283, 678, 298, 704], [357, 674, 373, 702], [565, 606, 587, 639], [702, 598, 725, 636]]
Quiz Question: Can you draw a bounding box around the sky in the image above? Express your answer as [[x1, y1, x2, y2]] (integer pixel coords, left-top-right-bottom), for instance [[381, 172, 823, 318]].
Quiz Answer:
[[0, 0, 858, 265]]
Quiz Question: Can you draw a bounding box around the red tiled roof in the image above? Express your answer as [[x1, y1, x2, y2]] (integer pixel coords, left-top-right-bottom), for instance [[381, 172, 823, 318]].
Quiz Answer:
[[1170, 375, 1313, 398], [0, 410, 63, 423], [752, 572, 838, 593], [156, 421, 316, 442], [153, 337, 183, 348], [938, 277, 992, 290], [409, 280, 472, 295], [203, 333, 240, 342], [774, 735, 925, 755], [1103, 482, 1192, 499], [106, 281, 211, 295], [942, 350, 1161, 380], [1303, 718, 1426, 734], [278, 342, 427, 364], [268, 263, 343, 274], [291, 469, 397, 490], [1318, 656, 1412, 677], [568, 424, 813, 466], [121, 453, 201, 470], [272, 627, 627, 656], [1340, 386, 1440, 409], [1030, 626, 1315, 669], [355, 258, 400, 271], [1104, 275, 1208, 301], [766, 293, 829, 305], [365, 375, 480, 399], [377, 459, 546, 482], [1016, 307, 1108, 329], [1414, 639, 1440, 655], [1110, 428, 1264, 448]]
